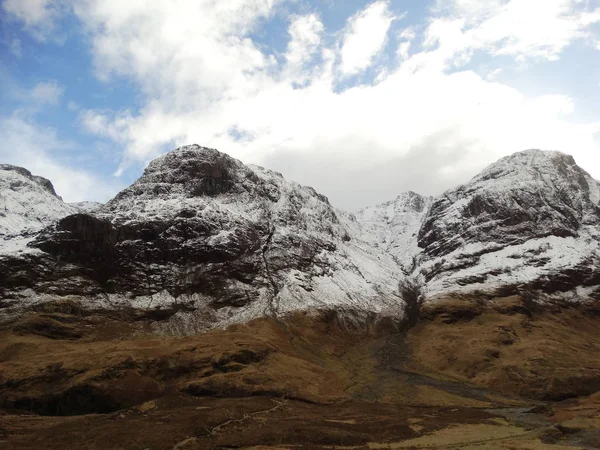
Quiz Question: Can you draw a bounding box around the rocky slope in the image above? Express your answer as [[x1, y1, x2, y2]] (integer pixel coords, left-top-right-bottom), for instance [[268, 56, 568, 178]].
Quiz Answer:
[[0, 164, 76, 238], [355, 191, 433, 273], [70, 201, 103, 213], [1, 147, 599, 332], [0, 164, 77, 263], [6, 304, 600, 449], [0, 146, 403, 331], [414, 150, 600, 299]]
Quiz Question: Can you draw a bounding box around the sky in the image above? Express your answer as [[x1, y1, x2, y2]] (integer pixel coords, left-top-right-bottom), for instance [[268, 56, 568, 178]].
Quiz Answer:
[[1, 0, 600, 210]]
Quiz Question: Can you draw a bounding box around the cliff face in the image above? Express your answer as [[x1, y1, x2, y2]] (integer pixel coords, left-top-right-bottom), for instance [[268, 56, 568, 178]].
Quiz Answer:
[[1, 146, 403, 331], [419, 150, 600, 256], [1, 147, 600, 331], [0, 164, 76, 238], [414, 150, 600, 298]]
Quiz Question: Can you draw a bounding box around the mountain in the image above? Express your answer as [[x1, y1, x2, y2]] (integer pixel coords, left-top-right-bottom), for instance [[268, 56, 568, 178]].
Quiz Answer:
[[355, 191, 433, 273], [0, 164, 77, 259], [415, 150, 600, 299], [3, 147, 600, 448], [1, 147, 600, 333], [70, 201, 103, 213], [0, 164, 76, 237], [0, 146, 403, 332]]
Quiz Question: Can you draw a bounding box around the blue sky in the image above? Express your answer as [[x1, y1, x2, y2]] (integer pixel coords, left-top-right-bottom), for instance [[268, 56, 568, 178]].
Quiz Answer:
[[1, 0, 600, 209]]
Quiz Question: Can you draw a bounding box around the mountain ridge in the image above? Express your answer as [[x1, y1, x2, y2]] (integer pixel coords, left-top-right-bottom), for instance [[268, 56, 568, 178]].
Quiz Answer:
[[0, 146, 404, 332], [3, 147, 600, 449], [0, 164, 77, 259], [1, 146, 599, 331], [414, 149, 600, 299]]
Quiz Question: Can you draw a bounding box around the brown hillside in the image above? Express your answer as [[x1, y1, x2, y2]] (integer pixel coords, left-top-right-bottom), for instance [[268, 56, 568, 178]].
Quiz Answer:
[[1, 297, 600, 449]]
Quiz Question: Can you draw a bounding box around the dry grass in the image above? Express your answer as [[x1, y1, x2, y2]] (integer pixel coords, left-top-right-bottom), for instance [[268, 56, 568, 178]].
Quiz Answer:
[[408, 296, 600, 400], [1, 298, 600, 448]]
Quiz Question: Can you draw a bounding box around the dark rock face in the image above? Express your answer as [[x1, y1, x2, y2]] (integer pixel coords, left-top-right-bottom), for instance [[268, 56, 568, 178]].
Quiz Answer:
[[104, 147, 282, 212], [418, 150, 600, 258], [1, 145, 401, 327], [30, 211, 267, 301], [415, 150, 600, 295], [402, 191, 429, 213]]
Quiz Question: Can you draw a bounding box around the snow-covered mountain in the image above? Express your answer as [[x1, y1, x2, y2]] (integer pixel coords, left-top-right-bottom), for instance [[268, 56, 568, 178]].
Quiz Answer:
[[1, 146, 599, 331], [0, 164, 77, 258], [355, 191, 432, 273], [415, 150, 600, 299], [0, 164, 76, 237], [1, 146, 403, 331], [70, 201, 103, 213]]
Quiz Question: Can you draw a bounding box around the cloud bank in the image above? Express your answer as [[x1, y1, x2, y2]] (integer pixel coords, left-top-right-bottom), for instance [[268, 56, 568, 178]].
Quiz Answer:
[[4, 0, 600, 209]]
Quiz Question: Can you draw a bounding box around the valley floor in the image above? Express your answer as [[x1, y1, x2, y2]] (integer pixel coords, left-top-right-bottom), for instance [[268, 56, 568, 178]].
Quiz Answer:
[[1, 296, 600, 449]]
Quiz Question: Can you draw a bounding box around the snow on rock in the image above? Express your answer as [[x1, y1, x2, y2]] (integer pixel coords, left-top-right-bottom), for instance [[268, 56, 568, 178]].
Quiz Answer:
[[415, 150, 600, 298], [2, 146, 600, 330], [355, 191, 432, 273], [0, 164, 76, 237], [70, 201, 103, 213], [0, 164, 77, 257], [2, 146, 404, 329]]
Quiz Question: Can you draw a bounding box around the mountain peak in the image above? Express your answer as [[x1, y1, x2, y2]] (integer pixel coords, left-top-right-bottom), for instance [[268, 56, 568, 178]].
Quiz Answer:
[[140, 144, 241, 196], [355, 191, 433, 272], [417, 148, 600, 297], [103, 144, 264, 215], [420, 148, 600, 255], [473, 149, 583, 185], [0, 164, 75, 238], [505, 148, 570, 160], [0, 164, 60, 198], [147, 144, 230, 172], [393, 191, 430, 213]]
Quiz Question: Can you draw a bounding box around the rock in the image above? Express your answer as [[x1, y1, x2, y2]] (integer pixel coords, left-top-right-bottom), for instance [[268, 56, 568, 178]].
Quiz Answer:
[[413, 150, 600, 297], [0, 145, 403, 331], [418, 150, 600, 257], [1, 146, 600, 332], [0, 164, 76, 237], [355, 191, 433, 273], [69, 201, 103, 213]]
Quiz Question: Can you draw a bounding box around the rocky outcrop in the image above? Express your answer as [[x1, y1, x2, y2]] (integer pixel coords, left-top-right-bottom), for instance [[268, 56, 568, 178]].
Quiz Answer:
[[1, 146, 403, 330], [414, 150, 600, 297], [0, 164, 76, 237], [1, 147, 600, 331], [418, 150, 600, 257], [69, 201, 103, 213]]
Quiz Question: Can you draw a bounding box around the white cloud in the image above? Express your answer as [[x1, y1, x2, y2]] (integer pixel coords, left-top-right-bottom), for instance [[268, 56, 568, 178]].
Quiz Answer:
[[0, 112, 122, 202], [2, 0, 63, 40], [7, 80, 65, 111], [29, 80, 64, 105], [285, 14, 324, 67], [70, 0, 284, 166], [339, 1, 395, 76], [424, 0, 600, 68], [397, 27, 415, 60], [73, 0, 278, 95], [486, 67, 502, 81], [62, 0, 600, 208]]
